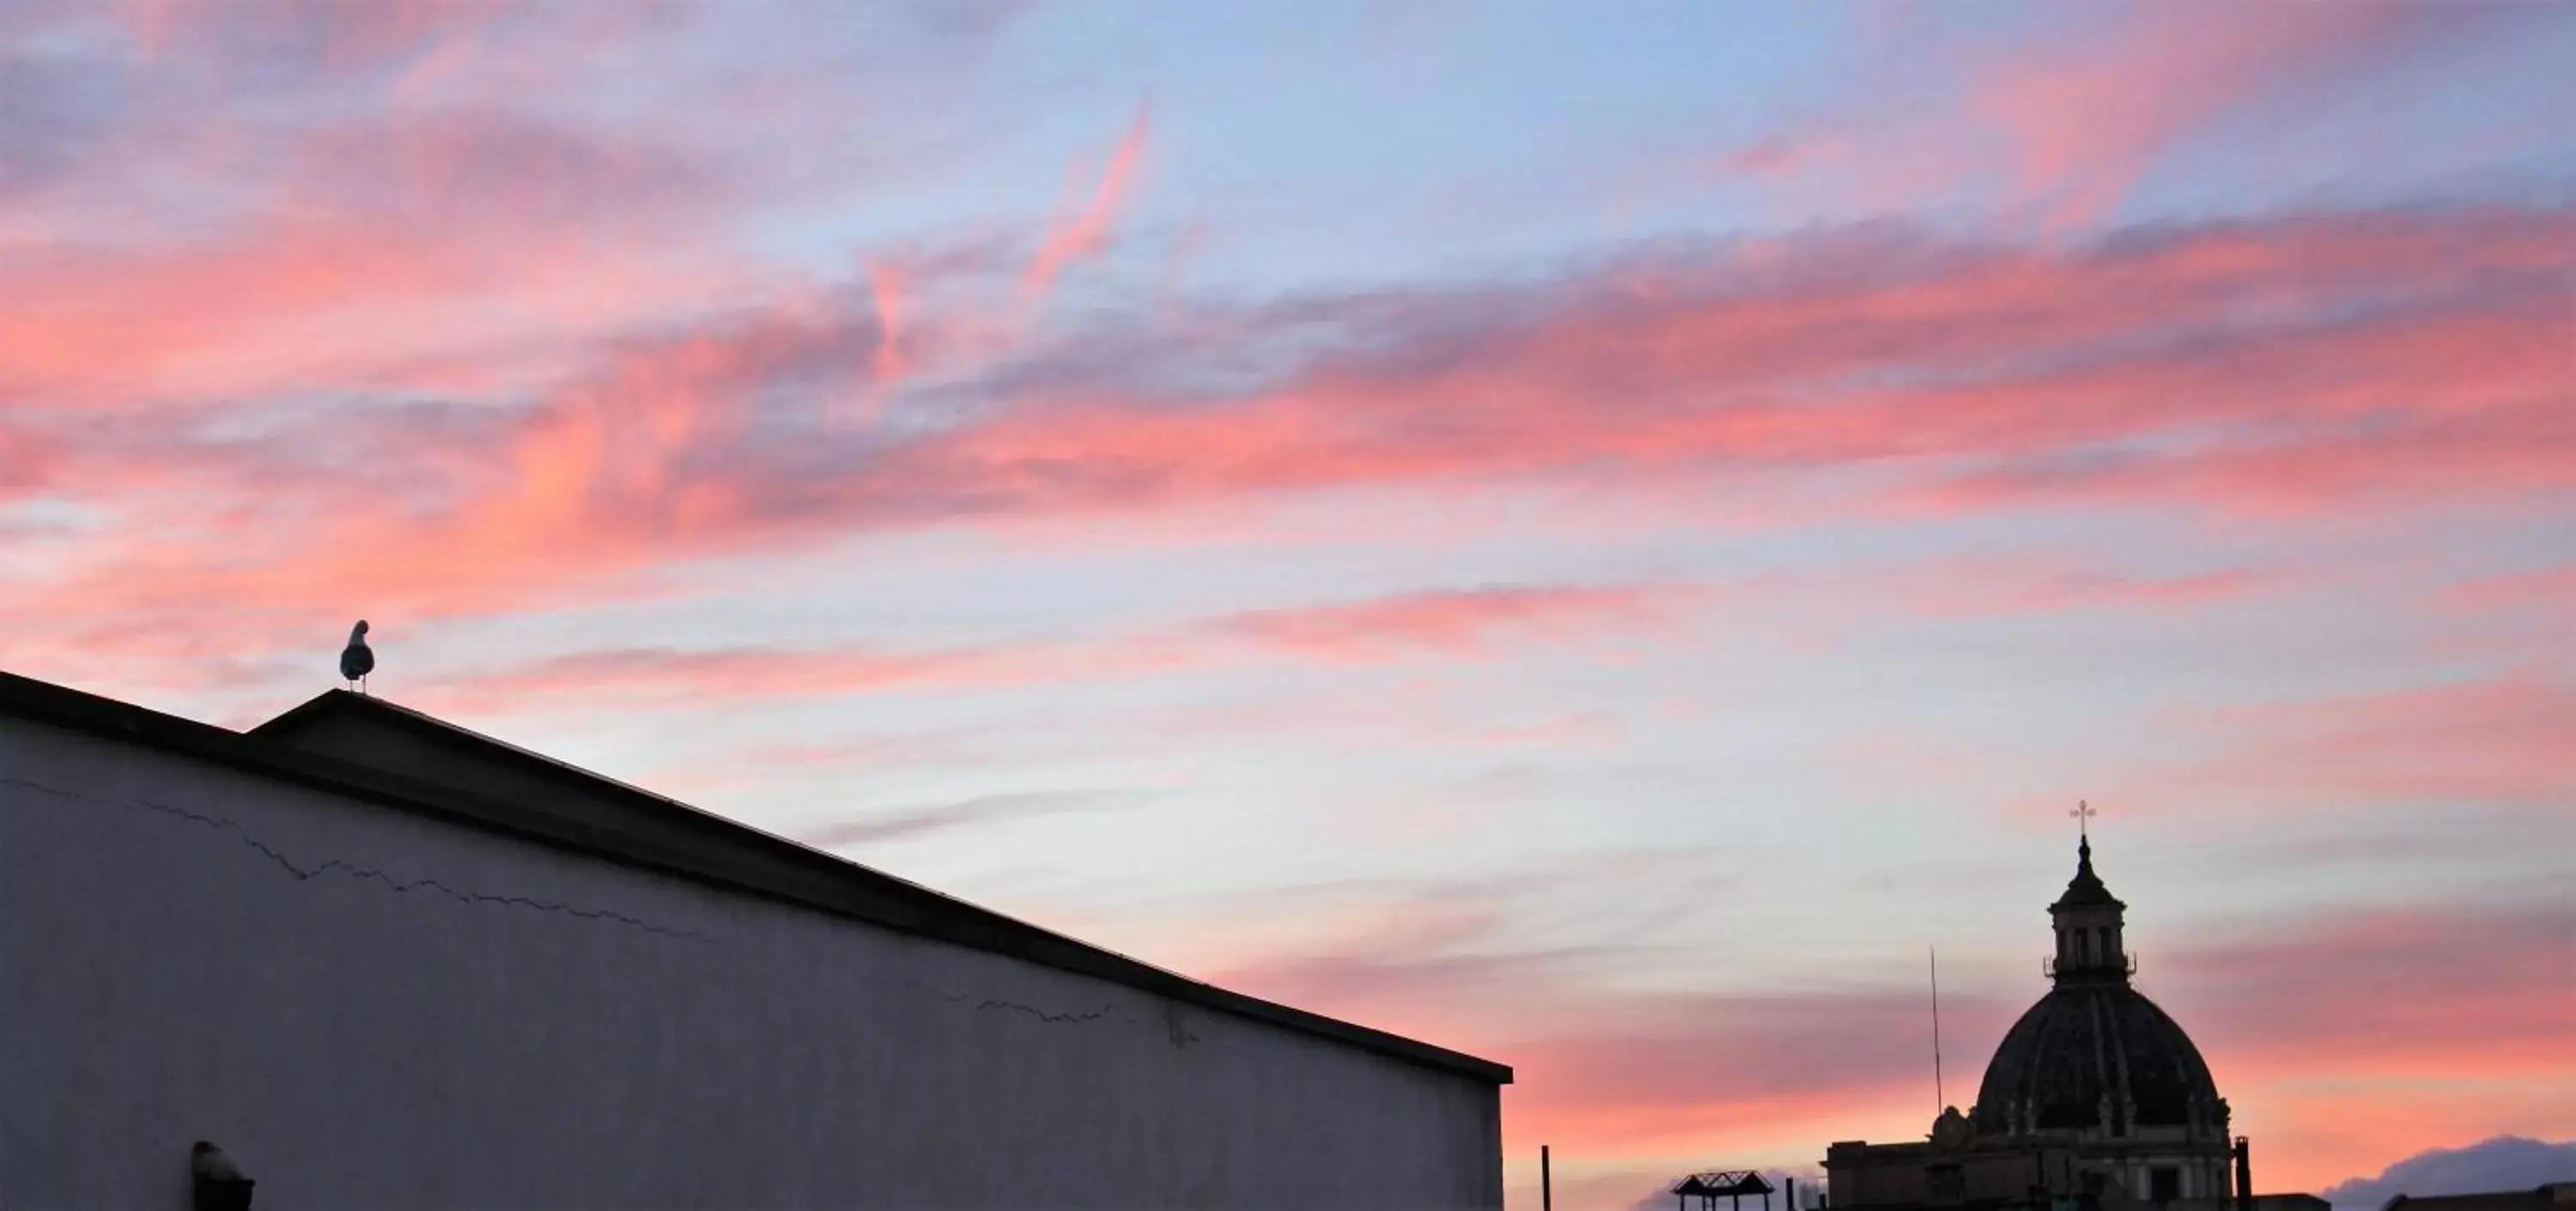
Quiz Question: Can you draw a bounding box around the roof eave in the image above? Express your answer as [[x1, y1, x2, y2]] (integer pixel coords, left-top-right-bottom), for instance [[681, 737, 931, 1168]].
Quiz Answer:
[[2, 669, 1513, 1086]]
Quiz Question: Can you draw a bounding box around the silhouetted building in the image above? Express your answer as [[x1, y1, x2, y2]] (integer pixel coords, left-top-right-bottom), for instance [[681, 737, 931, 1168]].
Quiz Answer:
[[1677, 1170, 1782, 1211], [2378, 1184, 2576, 1211], [0, 671, 1509, 1209], [1822, 836, 2305, 1211]]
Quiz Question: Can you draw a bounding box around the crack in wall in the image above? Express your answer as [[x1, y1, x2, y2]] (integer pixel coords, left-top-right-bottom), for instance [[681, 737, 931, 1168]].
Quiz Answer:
[[1, 776, 714, 943], [5, 775, 1260, 1057], [935, 989, 1119, 1025]]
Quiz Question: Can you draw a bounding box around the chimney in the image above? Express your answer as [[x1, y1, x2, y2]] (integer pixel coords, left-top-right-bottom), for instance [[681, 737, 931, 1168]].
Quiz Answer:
[[2234, 1137, 2253, 1211]]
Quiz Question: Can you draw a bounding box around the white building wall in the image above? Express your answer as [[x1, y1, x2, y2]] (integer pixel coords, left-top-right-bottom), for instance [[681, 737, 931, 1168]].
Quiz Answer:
[[0, 717, 1502, 1210]]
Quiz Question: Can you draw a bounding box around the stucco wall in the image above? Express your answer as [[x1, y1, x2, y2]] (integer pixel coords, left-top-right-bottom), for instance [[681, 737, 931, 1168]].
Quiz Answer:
[[0, 717, 1503, 1210]]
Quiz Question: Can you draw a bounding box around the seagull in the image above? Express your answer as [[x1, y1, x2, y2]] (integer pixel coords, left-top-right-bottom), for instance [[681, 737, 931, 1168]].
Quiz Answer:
[[191, 1141, 253, 1211], [340, 619, 374, 693], [191, 1140, 246, 1184]]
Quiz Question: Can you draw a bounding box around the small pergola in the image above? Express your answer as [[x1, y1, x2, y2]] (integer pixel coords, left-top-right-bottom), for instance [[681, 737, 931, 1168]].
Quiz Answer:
[[1675, 1170, 1776, 1211]]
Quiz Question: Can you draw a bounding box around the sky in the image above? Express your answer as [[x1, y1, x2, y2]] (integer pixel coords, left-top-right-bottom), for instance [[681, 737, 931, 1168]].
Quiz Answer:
[[3, 1, 2573, 1207]]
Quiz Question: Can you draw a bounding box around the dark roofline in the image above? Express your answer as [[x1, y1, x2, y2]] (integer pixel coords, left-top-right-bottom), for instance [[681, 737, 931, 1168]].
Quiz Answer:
[[1, 670, 1510, 1085], [1678, 1171, 1777, 1196], [2382, 1186, 2576, 1211]]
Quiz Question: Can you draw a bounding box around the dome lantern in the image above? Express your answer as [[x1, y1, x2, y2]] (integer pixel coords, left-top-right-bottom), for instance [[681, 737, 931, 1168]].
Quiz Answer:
[[2049, 806, 2130, 985]]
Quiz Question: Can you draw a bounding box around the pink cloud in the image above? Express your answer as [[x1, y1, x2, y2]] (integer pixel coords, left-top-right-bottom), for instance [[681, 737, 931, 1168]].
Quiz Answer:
[[1973, 3, 2438, 228], [360, 581, 1695, 718], [939, 210, 2571, 523], [2172, 904, 2576, 1078], [9, 205, 2568, 684], [1734, 5, 2548, 230], [1023, 104, 1152, 301], [1724, 135, 1837, 180], [0, 112, 750, 406], [1493, 992, 2017, 1157], [309, 557, 2276, 726], [2183, 675, 2576, 808], [1875, 563, 2288, 620], [409, 644, 990, 716], [1152, 859, 2013, 1166], [2165, 903, 2576, 1191], [867, 258, 910, 390], [1994, 569, 2277, 612], [112, 0, 508, 67], [2441, 564, 2576, 612], [1210, 585, 1692, 663]]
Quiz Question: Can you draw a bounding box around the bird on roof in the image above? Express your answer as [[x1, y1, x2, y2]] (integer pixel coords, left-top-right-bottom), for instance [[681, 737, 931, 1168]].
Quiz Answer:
[[191, 1141, 254, 1211], [340, 619, 374, 694], [191, 1141, 245, 1184]]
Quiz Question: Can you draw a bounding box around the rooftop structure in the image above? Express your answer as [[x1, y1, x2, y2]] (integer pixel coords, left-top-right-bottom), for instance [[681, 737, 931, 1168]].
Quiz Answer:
[[0, 668, 1509, 1208]]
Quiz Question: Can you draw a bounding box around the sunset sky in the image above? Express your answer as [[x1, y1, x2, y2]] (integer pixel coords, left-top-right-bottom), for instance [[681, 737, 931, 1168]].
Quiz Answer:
[[3, 3, 2572, 1207]]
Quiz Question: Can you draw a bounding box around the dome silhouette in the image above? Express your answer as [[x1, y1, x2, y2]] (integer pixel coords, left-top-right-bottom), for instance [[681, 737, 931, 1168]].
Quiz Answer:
[[1971, 981, 2224, 1136], [1968, 835, 2230, 1142]]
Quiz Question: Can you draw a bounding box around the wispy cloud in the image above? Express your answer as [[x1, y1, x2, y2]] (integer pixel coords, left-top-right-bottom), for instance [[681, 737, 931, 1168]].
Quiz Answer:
[[1023, 103, 1151, 303], [14, 204, 2566, 664], [795, 789, 1155, 849], [386, 581, 1698, 715], [1208, 584, 1695, 662], [1971, 3, 2444, 228], [2181, 676, 2576, 809], [2441, 564, 2576, 612]]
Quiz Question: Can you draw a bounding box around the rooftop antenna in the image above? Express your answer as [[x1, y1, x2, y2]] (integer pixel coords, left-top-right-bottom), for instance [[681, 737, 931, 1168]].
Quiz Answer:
[[1930, 943, 1946, 1114]]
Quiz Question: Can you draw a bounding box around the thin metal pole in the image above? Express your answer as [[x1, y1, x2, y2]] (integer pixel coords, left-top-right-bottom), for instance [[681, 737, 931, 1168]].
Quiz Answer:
[[1931, 945, 1947, 1112], [1541, 1145, 1552, 1211]]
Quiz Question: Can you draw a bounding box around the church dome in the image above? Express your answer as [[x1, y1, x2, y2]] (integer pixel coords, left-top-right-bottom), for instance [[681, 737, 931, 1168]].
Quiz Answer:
[[1970, 982, 2223, 1136], [1969, 834, 2228, 1141]]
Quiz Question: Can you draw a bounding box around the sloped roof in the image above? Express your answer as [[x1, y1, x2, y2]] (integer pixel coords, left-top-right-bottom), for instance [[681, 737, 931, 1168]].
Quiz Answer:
[[2385, 1185, 2576, 1211], [1680, 1171, 1777, 1197], [1, 670, 1511, 1085], [2050, 839, 2124, 912]]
